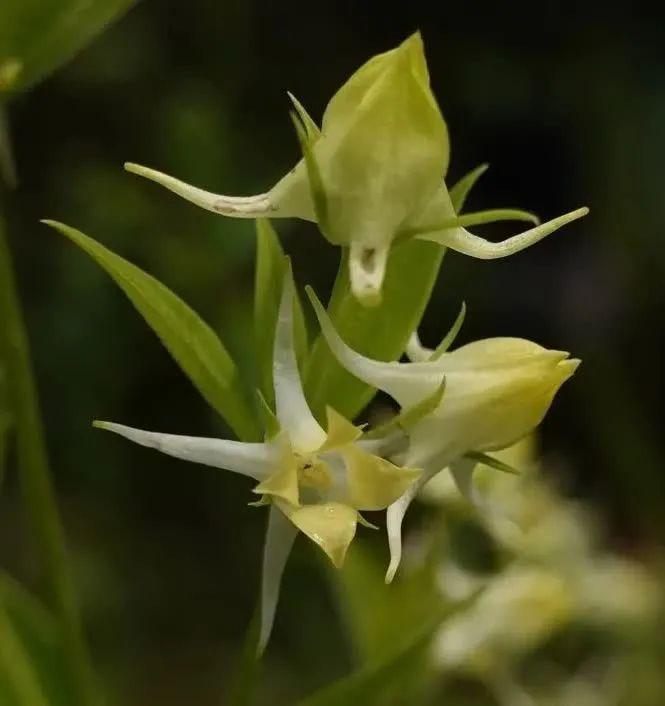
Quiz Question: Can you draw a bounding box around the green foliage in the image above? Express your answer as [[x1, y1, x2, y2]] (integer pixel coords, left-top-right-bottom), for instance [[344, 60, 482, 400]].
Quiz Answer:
[[0, 364, 11, 489], [0, 0, 136, 95], [45, 220, 260, 441], [0, 573, 78, 706]]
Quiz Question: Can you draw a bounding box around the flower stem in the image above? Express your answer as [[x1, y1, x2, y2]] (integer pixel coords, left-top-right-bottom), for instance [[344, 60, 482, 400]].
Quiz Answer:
[[0, 201, 101, 705]]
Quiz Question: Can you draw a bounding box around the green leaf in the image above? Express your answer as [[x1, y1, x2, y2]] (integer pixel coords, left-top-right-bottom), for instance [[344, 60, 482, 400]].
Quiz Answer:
[[226, 605, 262, 706], [0, 106, 16, 189], [45, 220, 260, 441], [254, 219, 308, 407], [298, 558, 476, 706], [0, 0, 136, 96], [0, 573, 78, 706], [0, 364, 11, 489]]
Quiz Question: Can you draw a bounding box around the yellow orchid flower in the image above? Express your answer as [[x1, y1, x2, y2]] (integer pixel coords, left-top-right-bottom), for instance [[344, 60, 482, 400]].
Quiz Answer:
[[309, 292, 579, 581], [95, 269, 419, 650], [123, 32, 587, 305]]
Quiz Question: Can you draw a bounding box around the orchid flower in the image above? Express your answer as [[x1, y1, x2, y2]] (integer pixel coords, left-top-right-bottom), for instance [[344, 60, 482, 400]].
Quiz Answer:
[[309, 292, 579, 581], [94, 268, 420, 651], [123, 32, 588, 305]]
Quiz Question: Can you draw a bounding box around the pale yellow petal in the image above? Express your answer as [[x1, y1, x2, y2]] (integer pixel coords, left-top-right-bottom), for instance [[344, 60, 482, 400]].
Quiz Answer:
[[343, 445, 421, 511], [286, 502, 357, 568]]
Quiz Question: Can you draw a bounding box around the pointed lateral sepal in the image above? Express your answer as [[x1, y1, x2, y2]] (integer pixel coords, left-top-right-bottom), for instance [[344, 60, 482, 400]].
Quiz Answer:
[[287, 92, 321, 141], [364, 379, 446, 440], [448, 163, 489, 211], [290, 111, 331, 237], [415, 207, 589, 259], [93, 421, 275, 478], [124, 162, 275, 218], [464, 450, 521, 475], [431, 302, 467, 359]]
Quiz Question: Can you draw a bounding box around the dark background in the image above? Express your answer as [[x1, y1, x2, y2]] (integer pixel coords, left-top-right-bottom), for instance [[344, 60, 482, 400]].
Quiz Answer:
[[2, 1, 664, 703]]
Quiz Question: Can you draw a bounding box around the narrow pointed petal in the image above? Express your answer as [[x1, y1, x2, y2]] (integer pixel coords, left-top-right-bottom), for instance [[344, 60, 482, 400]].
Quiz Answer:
[[274, 273, 326, 452], [285, 502, 357, 568], [416, 207, 589, 259], [414, 208, 540, 231], [124, 163, 275, 218], [319, 406, 362, 451], [343, 445, 421, 511], [258, 505, 298, 654], [385, 476, 429, 583], [348, 242, 390, 306], [287, 92, 321, 141], [448, 163, 489, 211], [431, 302, 467, 359], [94, 421, 276, 479], [307, 288, 441, 407], [405, 302, 466, 363]]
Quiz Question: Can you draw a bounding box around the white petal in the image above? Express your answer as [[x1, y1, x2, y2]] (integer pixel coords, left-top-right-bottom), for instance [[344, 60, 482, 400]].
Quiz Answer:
[[385, 473, 430, 583], [348, 242, 390, 306], [258, 504, 298, 654], [406, 331, 432, 362], [308, 290, 440, 408], [417, 207, 589, 259], [94, 421, 276, 479], [274, 274, 326, 452]]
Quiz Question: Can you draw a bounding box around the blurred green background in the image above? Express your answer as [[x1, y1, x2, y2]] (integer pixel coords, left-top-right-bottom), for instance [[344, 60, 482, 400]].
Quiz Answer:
[[1, 1, 664, 704]]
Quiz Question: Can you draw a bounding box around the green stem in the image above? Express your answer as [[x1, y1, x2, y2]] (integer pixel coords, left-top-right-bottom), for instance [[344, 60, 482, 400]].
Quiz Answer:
[[0, 206, 101, 706], [0, 599, 50, 706]]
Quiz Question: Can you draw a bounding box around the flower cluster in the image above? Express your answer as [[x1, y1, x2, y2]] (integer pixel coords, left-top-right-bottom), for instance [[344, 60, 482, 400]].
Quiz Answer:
[[54, 31, 587, 651]]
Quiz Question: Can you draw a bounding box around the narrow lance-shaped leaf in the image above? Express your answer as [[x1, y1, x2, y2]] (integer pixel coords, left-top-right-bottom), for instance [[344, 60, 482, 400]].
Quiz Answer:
[[302, 166, 483, 421], [0, 365, 11, 489], [254, 219, 307, 407], [0, 0, 137, 96], [0, 573, 78, 706], [44, 221, 259, 441]]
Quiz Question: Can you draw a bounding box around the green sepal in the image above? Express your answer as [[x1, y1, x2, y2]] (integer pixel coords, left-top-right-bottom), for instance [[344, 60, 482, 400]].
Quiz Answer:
[[430, 301, 466, 359], [464, 450, 521, 475], [363, 378, 446, 440], [45, 220, 259, 441], [287, 92, 321, 141], [448, 163, 489, 212], [290, 111, 331, 238]]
